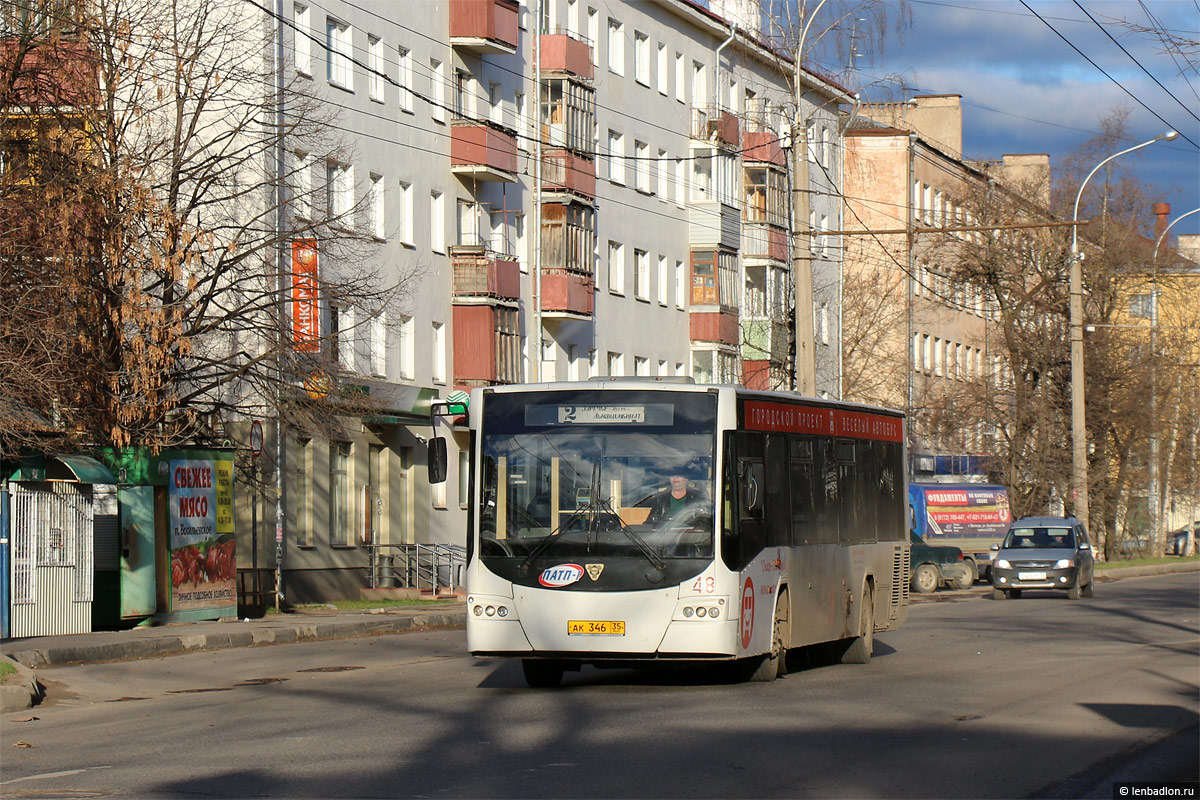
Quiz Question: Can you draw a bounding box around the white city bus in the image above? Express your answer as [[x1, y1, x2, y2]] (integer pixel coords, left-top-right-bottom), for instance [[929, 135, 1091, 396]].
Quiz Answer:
[[431, 380, 910, 687]]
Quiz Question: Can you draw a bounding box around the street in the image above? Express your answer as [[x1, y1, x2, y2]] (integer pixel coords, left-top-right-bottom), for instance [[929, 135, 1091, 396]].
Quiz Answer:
[[2, 572, 1197, 799]]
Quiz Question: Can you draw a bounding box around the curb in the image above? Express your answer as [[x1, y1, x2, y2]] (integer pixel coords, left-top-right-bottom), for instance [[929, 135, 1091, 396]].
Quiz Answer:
[[1, 657, 43, 714]]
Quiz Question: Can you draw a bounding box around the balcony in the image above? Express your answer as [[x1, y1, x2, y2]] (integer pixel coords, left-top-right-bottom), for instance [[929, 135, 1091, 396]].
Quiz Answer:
[[743, 130, 785, 166], [449, 0, 519, 55], [540, 31, 593, 80], [742, 223, 788, 262], [451, 246, 520, 301], [453, 304, 521, 386], [691, 105, 739, 148], [540, 270, 594, 318], [541, 149, 595, 198], [689, 310, 739, 346], [688, 201, 740, 250], [450, 122, 518, 182]]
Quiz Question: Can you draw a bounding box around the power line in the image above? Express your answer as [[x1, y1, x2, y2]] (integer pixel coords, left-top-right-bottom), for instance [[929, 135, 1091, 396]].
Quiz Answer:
[[1018, 0, 1199, 148], [1072, 0, 1199, 124]]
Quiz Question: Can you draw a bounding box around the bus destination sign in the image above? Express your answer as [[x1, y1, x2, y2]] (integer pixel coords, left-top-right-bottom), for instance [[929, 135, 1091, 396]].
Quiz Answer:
[[524, 404, 675, 426], [744, 400, 902, 442]]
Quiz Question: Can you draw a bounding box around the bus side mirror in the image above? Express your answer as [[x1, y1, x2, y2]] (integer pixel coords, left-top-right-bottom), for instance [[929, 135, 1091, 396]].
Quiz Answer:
[[428, 437, 448, 484]]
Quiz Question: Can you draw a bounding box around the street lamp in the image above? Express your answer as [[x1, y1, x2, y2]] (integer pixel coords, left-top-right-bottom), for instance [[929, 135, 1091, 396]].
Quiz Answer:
[[1068, 130, 1178, 534], [1148, 206, 1198, 552]]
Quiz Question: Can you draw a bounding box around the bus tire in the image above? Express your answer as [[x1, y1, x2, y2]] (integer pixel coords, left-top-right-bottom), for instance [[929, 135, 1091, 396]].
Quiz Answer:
[[747, 593, 788, 682], [521, 659, 564, 688], [911, 563, 938, 594], [840, 586, 875, 664]]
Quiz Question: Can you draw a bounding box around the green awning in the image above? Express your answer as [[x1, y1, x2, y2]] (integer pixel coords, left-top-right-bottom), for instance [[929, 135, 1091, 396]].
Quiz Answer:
[[48, 455, 118, 484]]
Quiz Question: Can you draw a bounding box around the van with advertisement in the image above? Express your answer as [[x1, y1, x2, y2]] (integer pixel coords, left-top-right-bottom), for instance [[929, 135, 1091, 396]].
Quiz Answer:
[[908, 483, 1012, 583]]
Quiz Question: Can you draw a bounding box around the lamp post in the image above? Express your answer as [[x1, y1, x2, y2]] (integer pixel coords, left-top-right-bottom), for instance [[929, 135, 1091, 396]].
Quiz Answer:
[[1068, 130, 1178, 534], [1148, 206, 1198, 552]]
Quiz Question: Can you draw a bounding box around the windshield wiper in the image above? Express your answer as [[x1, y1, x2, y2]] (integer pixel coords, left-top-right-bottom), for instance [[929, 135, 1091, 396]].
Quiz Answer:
[[518, 462, 666, 577]]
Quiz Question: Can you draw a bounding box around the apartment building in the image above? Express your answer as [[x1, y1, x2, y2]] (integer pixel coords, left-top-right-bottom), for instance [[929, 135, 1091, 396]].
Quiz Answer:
[[254, 0, 851, 601], [841, 95, 1051, 476]]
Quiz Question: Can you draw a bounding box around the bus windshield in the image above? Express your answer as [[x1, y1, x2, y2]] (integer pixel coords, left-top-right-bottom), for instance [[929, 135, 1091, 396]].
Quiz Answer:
[[478, 389, 717, 562]]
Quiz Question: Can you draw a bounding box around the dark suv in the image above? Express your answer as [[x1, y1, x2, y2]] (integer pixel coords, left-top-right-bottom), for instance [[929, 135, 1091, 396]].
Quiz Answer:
[[990, 516, 1095, 600], [909, 532, 972, 593]]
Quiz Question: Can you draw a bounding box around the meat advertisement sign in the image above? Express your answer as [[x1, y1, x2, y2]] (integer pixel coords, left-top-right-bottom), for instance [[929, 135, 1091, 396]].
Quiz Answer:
[[169, 458, 236, 612]]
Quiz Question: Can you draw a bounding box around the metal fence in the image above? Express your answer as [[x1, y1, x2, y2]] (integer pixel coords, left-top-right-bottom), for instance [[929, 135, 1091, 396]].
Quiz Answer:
[[368, 543, 466, 596]]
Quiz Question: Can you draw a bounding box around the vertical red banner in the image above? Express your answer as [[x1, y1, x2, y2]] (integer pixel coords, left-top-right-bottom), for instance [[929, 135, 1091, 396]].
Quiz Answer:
[[292, 239, 319, 351]]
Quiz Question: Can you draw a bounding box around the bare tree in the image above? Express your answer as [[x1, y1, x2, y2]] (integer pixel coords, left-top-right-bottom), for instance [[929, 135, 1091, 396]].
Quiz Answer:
[[0, 0, 415, 460]]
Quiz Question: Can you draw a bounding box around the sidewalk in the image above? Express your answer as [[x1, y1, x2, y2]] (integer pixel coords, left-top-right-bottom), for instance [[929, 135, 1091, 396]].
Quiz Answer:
[[1, 601, 466, 712]]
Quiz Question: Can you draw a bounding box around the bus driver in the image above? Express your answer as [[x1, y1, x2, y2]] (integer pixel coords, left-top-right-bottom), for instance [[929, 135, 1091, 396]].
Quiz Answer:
[[645, 461, 709, 526]]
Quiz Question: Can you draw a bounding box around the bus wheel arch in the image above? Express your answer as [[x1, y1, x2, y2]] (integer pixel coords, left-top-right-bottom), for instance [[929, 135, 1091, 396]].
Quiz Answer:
[[744, 586, 789, 682]]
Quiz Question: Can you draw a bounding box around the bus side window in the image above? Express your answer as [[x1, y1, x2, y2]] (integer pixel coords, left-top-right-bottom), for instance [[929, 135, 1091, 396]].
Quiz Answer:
[[764, 434, 790, 547]]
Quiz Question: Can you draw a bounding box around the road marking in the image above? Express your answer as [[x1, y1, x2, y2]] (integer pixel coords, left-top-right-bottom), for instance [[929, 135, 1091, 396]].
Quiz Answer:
[[2, 765, 112, 785]]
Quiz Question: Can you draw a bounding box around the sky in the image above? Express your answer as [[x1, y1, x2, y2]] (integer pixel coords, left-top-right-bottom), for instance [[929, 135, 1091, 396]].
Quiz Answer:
[[821, 0, 1200, 240]]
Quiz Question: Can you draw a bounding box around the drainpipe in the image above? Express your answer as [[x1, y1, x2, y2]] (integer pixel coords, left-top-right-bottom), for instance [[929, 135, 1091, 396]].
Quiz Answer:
[[272, 0, 288, 609], [532, 1, 542, 381], [714, 24, 736, 111]]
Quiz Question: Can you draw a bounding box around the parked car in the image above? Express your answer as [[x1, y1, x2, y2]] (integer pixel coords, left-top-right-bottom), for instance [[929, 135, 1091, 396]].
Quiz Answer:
[[990, 516, 1095, 600], [1167, 523, 1199, 556], [909, 531, 972, 593]]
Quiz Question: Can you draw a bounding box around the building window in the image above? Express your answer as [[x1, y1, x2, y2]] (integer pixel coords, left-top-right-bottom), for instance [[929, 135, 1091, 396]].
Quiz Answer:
[[634, 31, 649, 85], [607, 351, 623, 376], [657, 359, 668, 376], [399, 314, 414, 379], [371, 313, 387, 376], [430, 190, 445, 253], [293, 151, 312, 220], [397, 47, 413, 113], [496, 307, 521, 384], [368, 35, 384, 101], [368, 173, 385, 239], [295, 438, 311, 546], [294, 4, 311, 76], [432, 321, 446, 383], [608, 241, 624, 294], [657, 254, 668, 305], [635, 356, 649, 376], [607, 18, 624, 74], [326, 18, 352, 90], [656, 42, 668, 95], [458, 449, 470, 507], [634, 248, 649, 300], [431, 59, 446, 123], [336, 305, 355, 371], [329, 442, 351, 546], [587, 7, 599, 66], [657, 148, 668, 199], [540, 201, 595, 276], [674, 52, 685, 103], [326, 161, 353, 221], [633, 140, 650, 193], [675, 158, 685, 207], [675, 260, 686, 309], [607, 129, 624, 184], [690, 250, 737, 309], [1129, 294, 1153, 318], [398, 180, 413, 245]]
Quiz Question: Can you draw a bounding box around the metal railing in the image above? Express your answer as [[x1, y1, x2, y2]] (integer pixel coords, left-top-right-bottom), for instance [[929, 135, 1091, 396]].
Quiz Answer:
[[368, 543, 466, 595]]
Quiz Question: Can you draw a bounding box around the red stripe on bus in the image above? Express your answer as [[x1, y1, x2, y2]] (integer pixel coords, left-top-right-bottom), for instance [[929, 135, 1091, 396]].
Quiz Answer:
[[743, 401, 903, 442]]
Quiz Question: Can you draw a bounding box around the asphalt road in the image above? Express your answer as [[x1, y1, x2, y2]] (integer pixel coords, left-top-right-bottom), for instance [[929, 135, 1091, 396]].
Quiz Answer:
[[2, 572, 1197, 799]]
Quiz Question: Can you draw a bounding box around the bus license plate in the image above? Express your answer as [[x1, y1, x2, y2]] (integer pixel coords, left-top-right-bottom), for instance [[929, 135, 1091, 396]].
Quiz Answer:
[[1018, 571, 1046, 580], [567, 620, 625, 636]]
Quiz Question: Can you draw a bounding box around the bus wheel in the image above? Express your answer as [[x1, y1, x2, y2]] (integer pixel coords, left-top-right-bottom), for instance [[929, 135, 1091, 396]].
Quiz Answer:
[[840, 587, 875, 664], [521, 659, 564, 688], [911, 564, 938, 594], [747, 594, 788, 682]]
